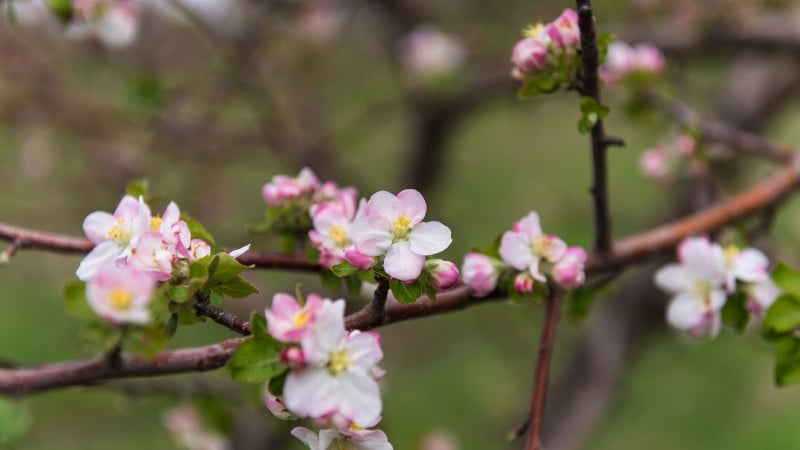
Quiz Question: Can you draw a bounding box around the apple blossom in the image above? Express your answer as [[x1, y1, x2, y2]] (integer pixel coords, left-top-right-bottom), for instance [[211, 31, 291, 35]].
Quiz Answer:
[[262, 167, 320, 207], [77, 195, 151, 281], [86, 265, 155, 325], [151, 201, 191, 257], [511, 37, 548, 78], [69, 0, 139, 49], [128, 231, 174, 281], [345, 248, 377, 270], [350, 189, 452, 282], [461, 252, 501, 297], [188, 239, 212, 260], [552, 246, 587, 290], [545, 9, 580, 49], [747, 280, 781, 317], [425, 259, 460, 290], [283, 299, 384, 427], [655, 237, 727, 338], [292, 426, 393, 450], [716, 244, 770, 293], [309, 198, 358, 268], [514, 273, 534, 294], [600, 41, 665, 86], [499, 211, 567, 282], [266, 293, 325, 343]]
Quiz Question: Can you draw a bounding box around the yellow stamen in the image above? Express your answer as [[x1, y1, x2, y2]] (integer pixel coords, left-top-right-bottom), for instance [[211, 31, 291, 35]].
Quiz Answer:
[[349, 422, 364, 431], [723, 244, 740, 266], [109, 288, 132, 310], [522, 23, 545, 38], [294, 310, 311, 328], [392, 214, 413, 233], [150, 216, 163, 232], [327, 348, 353, 375], [328, 225, 350, 248]]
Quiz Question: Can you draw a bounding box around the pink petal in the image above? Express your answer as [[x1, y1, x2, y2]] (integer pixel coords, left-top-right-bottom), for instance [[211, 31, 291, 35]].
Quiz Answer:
[[408, 221, 452, 256], [514, 212, 543, 240], [350, 218, 392, 257], [83, 211, 115, 243], [397, 189, 427, 225], [654, 264, 689, 293], [364, 191, 400, 224], [499, 231, 534, 271], [76, 241, 121, 281], [383, 241, 425, 281]]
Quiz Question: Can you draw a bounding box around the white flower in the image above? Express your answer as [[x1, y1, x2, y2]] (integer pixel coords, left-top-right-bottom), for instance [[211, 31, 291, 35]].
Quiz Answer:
[[499, 211, 567, 282], [291, 426, 393, 450]]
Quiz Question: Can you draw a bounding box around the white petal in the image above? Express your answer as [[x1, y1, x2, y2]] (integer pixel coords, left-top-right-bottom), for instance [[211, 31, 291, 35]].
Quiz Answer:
[[499, 231, 534, 271], [284, 369, 340, 419], [228, 244, 250, 259], [654, 264, 690, 294], [75, 241, 121, 281], [346, 331, 383, 370], [666, 293, 706, 330], [337, 371, 382, 427], [408, 221, 452, 255], [365, 191, 400, 224], [734, 248, 769, 283], [291, 427, 322, 450], [384, 241, 425, 281], [397, 189, 427, 225], [516, 212, 543, 240], [82, 212, 115, 243], [350, 217, 392, 257]]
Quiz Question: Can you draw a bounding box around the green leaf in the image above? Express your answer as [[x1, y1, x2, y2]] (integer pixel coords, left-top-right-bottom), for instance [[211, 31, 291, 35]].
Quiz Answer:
[[168, 284, 191, 304], [345, 275, 363, 297], [775, 337, 800, 386], [0, 397, 30, 446], [183, 214, 216, 245], [721, 291, 749, 331], [578, 116, 595, 134], [165, 313, 179, 338], [389, 279, 422, 304], [250, 312, 269, 339], [63, 281, 96, 320], [209, 290, 224, 306], [80, 322, 122, 352], [332, 261, 359, 277], [773, 262, 800, 298], [320, 269, 343, 291], [764, 295, 800, 333], [267, 370, 289, 396], [125, 179, 149, 200], [517, 80, 542, 99], [208, 253, 249, 282], [417, 272, 437, 301], [227, 337, 284, 383], [45, 0, 73, 21], [565, 286, 595, 322], [124, 327, 168, 359], [214, 276, 259, 299], [596, 32, 616, 65]]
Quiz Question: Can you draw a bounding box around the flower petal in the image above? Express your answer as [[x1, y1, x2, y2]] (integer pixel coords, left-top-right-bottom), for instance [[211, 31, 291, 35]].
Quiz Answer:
[[75, 241, 121, 281], [515, 212, 543, 240], [397, 189, 426, 225], [408, 221, 452, 255], [350, 217, 392, 257], [365, 191, 400, 224], [384, 241, 425, 281], [666, 293, 706, 331], [82, 211, 115, 243], [654, 264, 690, 294], [499, 231, 534, 271]]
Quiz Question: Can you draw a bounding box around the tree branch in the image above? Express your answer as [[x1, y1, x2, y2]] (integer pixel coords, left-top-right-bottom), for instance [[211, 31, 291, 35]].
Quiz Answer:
[[194, 295, 252, 336], [525, 287, 563, 450], [576, 0, 617, 255]]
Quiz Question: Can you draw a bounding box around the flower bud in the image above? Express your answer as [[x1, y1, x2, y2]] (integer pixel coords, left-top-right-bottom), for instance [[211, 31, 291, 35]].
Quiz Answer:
[[345, 248, 376, 270], [513, 273, 535, 294], [511, 37, 548, 74], [545, 9, 580, 49], [264, 392, 295, 421], [280, 347, 307, 371], [425, 259, 460, 290], [551, 247, 587, 290], [461, 253, 500, 297]]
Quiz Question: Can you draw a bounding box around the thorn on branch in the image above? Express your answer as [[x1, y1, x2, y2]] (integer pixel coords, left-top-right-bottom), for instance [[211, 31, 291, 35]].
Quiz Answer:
[[603, 136, 626, 147]]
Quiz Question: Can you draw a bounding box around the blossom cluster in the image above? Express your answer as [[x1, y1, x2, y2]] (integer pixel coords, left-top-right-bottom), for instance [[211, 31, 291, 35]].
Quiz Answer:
[[264, 168, 457, 285], [77, 195, 248, 325], [265, 293, 393, 449], [639, 134, 706, 185], [462, 211, 587, 297], [510, 9, 581, 82], [599, 41, 665, 87], [655, 236, 780, 338]]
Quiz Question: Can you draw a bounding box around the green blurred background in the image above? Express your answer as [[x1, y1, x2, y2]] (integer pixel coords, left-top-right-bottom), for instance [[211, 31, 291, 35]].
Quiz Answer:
[[3, 0, 800, 449]]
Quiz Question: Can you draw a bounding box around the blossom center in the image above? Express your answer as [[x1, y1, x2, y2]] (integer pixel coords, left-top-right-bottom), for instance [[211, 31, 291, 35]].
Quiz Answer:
[[150, 216, 163, 232], [723, 244, 740, 268], [107, 218, 132, 246], [523, 23, 545, 38], [530, 235, 552, 258], [293, 310, 311, 328], [691, 280, 712, 300], [328, 225, 350, 248], [391, 214, 413, 240], [109, 288, 132, 310], [327, 348, 354, 375]]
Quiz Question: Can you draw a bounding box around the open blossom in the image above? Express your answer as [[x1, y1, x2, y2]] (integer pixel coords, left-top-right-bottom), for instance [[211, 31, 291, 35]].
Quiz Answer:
[[655, 237, 727, 338], [552, 247, 587, 290], [283, 299, 383, 427], [128, 231, 174, 280], [266, 293, 324, 343], [69, 0, 139, 49], [77, 195, 151, 281], [292, 426, 393, 450], [425, 259, 460, 290], [87, 265, 155, 325], [309, 198, 359, 268], [500, 212, 567, 282], [600, 41, 665, 86], [262, 167, 320, 207], [400, 25, 465, 81], [461, 253, 501, 297], [350, 189, 452, 282], [716, 244, 769, 293]]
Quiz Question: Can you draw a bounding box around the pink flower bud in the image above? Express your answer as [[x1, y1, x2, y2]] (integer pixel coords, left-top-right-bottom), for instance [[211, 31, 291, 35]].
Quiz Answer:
[[546, 9, 580, 49], [264, 392, 295, 421], [552, 247, 587, 290], [461, 253, 500, 297], [514, 273, 535, 294], [511, 37, 548, 74], [345, 248, 376, 270], [189, 239, 211, 260], [425, 259, 460, 290], [280, 347, 307, 371]]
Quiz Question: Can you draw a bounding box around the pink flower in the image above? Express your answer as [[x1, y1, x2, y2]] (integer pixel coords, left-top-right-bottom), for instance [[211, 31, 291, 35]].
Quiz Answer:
[[499, 211, 567, 282], [639, 147, 671, 183], [77, 195, 151, 281], [511, 37, 548, 74], [400, 25, 465, 81], [266, 293, 324, 343], [128, 231, 174, 281], [514, 273, 534, 294], [461, 253, 500, 297], [86, 265, 155, 325], [655, 237, 727, 338], [635, 43, 666, 73], [284, 299, 383, 427], [600, 41, 665, 86], [350, 189, 452, 282], [262, 167, 320, 207], [265, 392, 296, 421], [292, 426, 393, 450], [345, 248, 377, 270], [309, 197, 358, 268], [545, 9, 580, 49], [152, 201, 191, 258], [552, 247, 587, 290], [425, 259, 460, 290]]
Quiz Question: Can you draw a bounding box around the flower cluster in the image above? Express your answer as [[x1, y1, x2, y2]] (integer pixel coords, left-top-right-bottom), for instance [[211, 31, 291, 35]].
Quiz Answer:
[[599, 41, 665, 87], [68, 0, 140, 49], [510, 9, 580, 82], [462, 211, 586, 297], [77, 195, 248, 325], [639, 134, 706, 185], [655, 237, 780, 338], [265, 293, 393, 449]]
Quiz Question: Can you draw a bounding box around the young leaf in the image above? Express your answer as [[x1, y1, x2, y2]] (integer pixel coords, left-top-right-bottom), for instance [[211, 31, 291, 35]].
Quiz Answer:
[[773, 262, 800, 299], [721, 291, 749, 331], [763, 295, 800, 334], [565, 286, 594, 322], [125, 179, 149, 200], [320, 269, 343, 292], [250, 312, 270, 339], [345, 275, 363, 298], [332, 261, 359, 277], [267, 370, 289, 396], [390, 279, 422, 304], [775, 336, 800, 387], [63, 281, 96, 320], [124, 327, 169, 359], [227, 338, 284, 383], [214, 276, 259, 299], [207, 253, 249, 283]]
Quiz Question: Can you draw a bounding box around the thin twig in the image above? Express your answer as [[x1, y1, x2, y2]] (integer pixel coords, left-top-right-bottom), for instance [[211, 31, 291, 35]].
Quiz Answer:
[[576, 0, 616, 254], [194, 294, 252, 336], [525, 287, 563, 450]]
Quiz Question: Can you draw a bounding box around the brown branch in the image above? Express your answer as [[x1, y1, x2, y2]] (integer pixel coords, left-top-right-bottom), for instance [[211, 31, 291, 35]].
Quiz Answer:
[[576, 0, 617, 254], [525, 288, 563, 450], [194, 295, 252, 336]]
